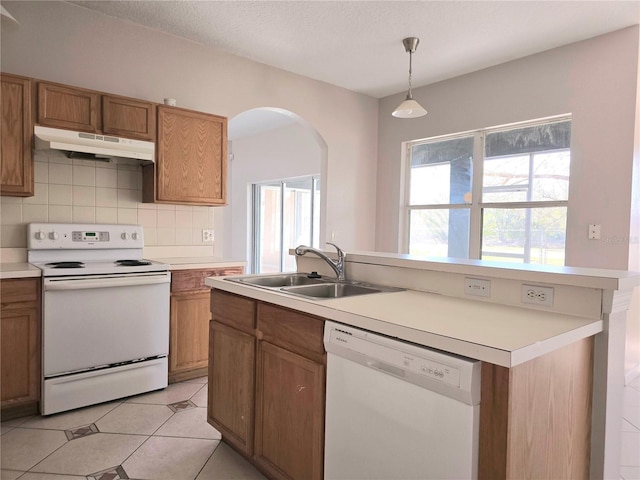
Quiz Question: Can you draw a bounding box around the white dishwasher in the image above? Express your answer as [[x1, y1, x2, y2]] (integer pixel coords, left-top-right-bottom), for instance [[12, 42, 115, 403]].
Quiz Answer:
[[324, 321, 481, 480]]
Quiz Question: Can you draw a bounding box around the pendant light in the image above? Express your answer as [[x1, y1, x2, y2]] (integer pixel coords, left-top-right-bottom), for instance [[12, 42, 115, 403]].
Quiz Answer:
[[1, 5, 18, 25], [392, 37, 427, 118]]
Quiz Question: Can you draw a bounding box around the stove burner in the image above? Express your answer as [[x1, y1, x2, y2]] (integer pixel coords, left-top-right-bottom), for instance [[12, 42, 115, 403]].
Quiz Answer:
[[46, 261, 85, 269], [115, 259, 152, 267]]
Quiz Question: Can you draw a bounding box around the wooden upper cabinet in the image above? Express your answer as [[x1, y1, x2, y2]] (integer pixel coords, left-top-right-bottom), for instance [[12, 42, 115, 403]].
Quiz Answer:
[[154, 105, 227, 205], [38, 81, 100, 132], [103, 95, 156, 141], [1, 73, 34, 196]]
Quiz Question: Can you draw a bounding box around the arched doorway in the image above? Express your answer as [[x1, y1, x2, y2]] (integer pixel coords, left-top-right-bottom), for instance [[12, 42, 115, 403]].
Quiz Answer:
[[220, 107, 327, 273]]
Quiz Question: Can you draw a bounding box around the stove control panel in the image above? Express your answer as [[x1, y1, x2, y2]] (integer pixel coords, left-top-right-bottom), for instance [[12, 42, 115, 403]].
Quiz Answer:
[[27, 223, 145, 250], [72, 231, 110, 242]]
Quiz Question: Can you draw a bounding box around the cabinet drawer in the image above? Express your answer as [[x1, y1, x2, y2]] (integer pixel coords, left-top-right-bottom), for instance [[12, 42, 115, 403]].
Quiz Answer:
[[211, 289, 255, 333], [258, 303, 325, 361], [1, 278, 39, 307], [172, 267, 244, 293]]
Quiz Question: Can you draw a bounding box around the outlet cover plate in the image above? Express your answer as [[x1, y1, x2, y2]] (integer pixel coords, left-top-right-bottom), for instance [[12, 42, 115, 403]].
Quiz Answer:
[[202, 229, 214, 243], [521, 284, 554, 307]]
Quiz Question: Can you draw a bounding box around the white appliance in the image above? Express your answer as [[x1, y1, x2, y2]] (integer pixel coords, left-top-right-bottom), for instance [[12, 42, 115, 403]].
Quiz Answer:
[[34, 125, 155, 163], [323, 321, 481, 480], [28, 223, 170, 415]]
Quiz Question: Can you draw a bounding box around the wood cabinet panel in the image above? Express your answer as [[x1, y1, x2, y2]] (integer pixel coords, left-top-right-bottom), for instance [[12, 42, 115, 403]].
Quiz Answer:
[[0, 278, 41, 419], [154, 106, 227, 205], [169, 268, 244, 383], [208, 321, 255, 456], [254, 341, 325, 480], [478, 337, 593, 480], [258, 303, 325, 362], [38, 82, 100, 132], [102, 95, 156, 141], [171, 267, 243, 294], [169, 292, 210, 383], [211, 289, 256, 334], [1, 73, 34, 197]]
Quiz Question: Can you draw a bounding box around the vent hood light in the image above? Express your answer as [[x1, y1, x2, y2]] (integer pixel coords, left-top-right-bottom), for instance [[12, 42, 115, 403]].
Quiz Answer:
[[34, 126, 155, 163]]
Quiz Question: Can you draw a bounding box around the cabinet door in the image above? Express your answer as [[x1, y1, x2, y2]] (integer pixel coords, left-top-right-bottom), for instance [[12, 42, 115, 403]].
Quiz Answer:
[[254, 341, 325, 480], [38, 82, 100, 132], [208, 321, 255, 456], [156, 106, 227, 205], [169, 291, 210, 383], [1, 308, 40, 406], [1, 73, 33, 196], [103, 95, 156, 141]]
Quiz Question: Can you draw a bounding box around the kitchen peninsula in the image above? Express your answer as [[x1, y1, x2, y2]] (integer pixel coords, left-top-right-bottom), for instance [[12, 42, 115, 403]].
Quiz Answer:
[[205, 251, 639, 480]]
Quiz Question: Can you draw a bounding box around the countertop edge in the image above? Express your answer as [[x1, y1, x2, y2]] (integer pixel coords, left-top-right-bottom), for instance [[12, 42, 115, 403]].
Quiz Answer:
[[0, 263, 42, 279]]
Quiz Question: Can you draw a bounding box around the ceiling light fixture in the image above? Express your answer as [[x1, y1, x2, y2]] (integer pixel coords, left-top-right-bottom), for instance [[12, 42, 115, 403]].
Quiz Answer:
[[1, 5, 18, 26], [392, 37, 427, 119]]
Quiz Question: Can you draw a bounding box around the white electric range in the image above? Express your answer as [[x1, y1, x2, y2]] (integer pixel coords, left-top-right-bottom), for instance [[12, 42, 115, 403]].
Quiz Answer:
[[28, 223, 171, 415]]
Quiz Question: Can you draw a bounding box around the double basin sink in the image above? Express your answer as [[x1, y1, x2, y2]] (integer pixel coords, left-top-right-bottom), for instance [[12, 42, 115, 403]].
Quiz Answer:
[[225, 273, 404, 300]]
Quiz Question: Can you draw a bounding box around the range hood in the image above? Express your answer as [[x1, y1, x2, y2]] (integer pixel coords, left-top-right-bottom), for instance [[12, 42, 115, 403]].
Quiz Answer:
[[34, 126, 154, 163]]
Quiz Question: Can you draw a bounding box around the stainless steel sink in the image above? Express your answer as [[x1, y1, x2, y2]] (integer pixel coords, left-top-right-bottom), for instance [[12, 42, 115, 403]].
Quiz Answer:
[[281, 282, 385, 299], [225, 273, 404, 300], [226, 273, 330, 288]]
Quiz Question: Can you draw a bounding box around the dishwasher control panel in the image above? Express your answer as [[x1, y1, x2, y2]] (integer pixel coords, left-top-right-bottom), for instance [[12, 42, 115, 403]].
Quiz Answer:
[[324, 321, 481, 405], [329, 327, 461, 387]]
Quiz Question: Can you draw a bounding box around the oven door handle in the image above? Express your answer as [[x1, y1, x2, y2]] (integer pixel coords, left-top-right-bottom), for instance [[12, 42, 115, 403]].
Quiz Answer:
[[44, 274, 171, 291]]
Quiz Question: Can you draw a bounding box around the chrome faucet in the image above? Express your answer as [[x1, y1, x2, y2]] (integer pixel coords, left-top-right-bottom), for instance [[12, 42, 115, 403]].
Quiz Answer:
[[294, 242, 346, 281]]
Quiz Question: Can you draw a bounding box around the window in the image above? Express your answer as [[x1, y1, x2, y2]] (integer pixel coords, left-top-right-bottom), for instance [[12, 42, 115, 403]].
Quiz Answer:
[[252, 176, 320, 273], [405, 117, 571, 266]]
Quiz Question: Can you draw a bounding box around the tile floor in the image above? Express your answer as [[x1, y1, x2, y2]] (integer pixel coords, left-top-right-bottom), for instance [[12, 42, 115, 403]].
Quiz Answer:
[[0, 377, 266, 480], [621, 377, 640, 480], [1, 376, 638, 479]]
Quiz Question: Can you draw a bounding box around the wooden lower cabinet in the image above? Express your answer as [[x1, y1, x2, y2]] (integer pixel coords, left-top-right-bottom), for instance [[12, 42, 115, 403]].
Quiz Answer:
[[207, 289, 325, 480], [169, 267, 243, 383], [0, 278, 41, 419], [208, 321, 255, 455], [254, 341, 325, 480]]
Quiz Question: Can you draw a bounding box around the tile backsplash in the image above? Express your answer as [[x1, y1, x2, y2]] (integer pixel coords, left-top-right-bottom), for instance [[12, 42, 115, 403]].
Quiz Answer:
[[0, 151, 218, 254]]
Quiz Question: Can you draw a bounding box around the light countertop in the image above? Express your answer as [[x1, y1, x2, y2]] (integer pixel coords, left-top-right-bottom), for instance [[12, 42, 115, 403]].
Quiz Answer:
[[205, 276, 602, 368], [149, 257, 246, 271], [0, 263, 42, 279]]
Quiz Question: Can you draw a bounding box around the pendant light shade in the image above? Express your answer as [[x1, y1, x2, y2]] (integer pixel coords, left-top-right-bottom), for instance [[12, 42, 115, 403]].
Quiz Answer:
[[392, 37, 427, 118]]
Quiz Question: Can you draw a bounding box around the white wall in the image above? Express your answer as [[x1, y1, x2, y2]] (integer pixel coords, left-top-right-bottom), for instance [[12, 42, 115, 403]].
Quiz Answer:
[[0, 1, 378, 257], [226, 122, 322, 265], [377, 26, 640, 379], [377, 26, 639, 270]]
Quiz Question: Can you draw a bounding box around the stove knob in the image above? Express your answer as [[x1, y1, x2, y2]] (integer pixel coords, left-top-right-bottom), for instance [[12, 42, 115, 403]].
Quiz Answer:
[[34, 230, 46, 241], [48, 231, 59, 240], [131, 232, 139, 240], [121, 232, 129, 240]]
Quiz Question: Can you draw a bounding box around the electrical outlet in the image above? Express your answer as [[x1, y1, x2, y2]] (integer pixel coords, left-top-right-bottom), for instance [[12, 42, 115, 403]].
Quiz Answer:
[[202, 229, 214, 243], [521, 284, 554, 307], [464, 277, 491, 297]]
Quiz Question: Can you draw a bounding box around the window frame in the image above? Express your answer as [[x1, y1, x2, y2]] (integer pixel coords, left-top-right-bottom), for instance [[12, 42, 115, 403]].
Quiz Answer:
[[401, 115, 571, 264]]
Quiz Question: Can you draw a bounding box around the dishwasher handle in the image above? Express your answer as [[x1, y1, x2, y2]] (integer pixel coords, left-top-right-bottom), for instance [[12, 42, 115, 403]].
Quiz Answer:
[[367, 360, 406, 378]]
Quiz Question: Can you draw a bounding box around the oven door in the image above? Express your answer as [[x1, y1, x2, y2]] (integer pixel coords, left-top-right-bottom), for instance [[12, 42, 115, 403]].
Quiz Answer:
[[43, 271, 170, 377]]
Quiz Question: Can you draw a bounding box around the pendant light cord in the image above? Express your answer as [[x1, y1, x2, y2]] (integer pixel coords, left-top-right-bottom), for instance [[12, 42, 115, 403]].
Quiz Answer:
[[407, 50, 414, 100]]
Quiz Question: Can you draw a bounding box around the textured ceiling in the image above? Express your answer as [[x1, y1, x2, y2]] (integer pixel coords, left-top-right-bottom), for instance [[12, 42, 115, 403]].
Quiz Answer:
[[67, 0, 640, 98]]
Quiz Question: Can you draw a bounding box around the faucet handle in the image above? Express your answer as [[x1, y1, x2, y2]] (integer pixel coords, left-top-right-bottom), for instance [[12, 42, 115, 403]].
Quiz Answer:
[[326, 242, 345, 259]]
